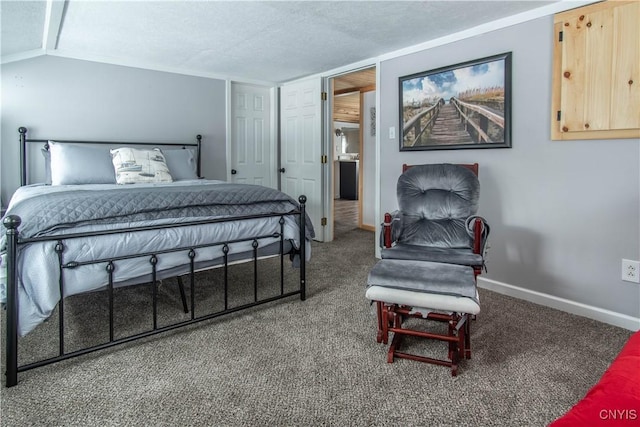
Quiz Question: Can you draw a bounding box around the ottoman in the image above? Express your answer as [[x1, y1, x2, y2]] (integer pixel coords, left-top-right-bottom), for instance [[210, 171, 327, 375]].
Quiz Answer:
[[365, 259, 479, 376]]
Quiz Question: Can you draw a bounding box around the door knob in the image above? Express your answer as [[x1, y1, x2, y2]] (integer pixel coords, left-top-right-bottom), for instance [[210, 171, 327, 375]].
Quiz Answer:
[[279, 168, 286, 173], [231, 169, 237, 175]]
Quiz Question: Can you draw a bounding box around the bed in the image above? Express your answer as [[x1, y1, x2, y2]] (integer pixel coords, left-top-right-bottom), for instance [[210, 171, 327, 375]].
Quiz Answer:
[[1, 127, 314, 387]]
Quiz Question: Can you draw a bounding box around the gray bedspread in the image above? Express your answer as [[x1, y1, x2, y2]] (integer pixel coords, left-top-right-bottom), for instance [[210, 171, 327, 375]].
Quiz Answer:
[[5, 181, 314, 240], [1, 180, 314, 336]]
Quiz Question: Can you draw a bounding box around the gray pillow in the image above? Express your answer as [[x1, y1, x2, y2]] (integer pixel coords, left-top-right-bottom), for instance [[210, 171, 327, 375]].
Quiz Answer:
[[163, 148, 198, 180], [49, 141, 116, 185]]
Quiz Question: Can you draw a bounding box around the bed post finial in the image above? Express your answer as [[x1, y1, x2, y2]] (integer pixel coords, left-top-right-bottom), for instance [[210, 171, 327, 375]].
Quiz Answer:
[[3, 214, 21, 229], [298, 195, 306, 301], [196, 135, 202, 178], [18, 127, 27, 187], [3, 214, 22, 387]]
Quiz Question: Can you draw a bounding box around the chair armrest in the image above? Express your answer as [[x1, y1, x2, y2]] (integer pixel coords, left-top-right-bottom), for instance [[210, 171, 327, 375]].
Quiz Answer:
[[466, 216, 490, 257], [381, 211, 402, 248]]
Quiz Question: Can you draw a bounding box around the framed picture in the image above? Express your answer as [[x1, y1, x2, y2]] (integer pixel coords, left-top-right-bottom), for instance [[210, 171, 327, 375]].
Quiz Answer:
[[399, 52, 512, 151]]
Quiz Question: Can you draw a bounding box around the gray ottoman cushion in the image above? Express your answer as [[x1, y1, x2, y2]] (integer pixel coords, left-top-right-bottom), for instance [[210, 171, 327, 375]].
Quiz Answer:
[[367, 259, 477, 304]]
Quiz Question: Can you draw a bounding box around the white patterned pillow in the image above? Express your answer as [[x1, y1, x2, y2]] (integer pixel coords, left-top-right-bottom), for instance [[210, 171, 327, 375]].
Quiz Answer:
[[110, 147, 173, 184]]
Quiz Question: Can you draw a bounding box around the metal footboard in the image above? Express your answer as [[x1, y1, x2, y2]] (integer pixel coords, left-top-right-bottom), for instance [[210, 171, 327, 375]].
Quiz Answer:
[[3, 196, 307, 387]]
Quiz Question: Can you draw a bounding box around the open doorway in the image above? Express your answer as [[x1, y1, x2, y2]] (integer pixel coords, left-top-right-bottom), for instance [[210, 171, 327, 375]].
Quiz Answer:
[[330, 67, 376, 237]]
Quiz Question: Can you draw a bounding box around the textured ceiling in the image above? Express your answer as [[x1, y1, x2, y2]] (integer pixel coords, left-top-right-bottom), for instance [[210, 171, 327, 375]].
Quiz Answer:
[[0, 1, 46, 55], [1, 0, 564, 83]]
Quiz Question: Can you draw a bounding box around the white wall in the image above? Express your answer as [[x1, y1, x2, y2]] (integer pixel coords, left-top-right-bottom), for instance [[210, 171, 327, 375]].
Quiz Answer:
[[378, 16, 640, 319], [1, 55, 226, 203]]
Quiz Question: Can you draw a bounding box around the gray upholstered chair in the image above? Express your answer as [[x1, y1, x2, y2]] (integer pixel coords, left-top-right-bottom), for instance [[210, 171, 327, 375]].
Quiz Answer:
[[367, 163, 490, 375], [381, 163, 489, 276]]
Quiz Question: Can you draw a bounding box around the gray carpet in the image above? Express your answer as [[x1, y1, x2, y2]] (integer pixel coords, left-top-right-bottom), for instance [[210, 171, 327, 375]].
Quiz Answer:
[[0, 229, 633, 426]]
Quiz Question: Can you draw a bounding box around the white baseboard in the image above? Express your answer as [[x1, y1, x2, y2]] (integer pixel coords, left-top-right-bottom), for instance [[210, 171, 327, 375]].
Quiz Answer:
[[478, 277, 640, 332]]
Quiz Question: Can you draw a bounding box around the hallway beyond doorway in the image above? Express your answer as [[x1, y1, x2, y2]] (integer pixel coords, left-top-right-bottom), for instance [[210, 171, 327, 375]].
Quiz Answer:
[[334, 198, 358, 235]]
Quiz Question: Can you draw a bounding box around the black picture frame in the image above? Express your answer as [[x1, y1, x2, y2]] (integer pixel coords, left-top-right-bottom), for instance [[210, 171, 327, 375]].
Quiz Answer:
[[399, 52, 512, 151]]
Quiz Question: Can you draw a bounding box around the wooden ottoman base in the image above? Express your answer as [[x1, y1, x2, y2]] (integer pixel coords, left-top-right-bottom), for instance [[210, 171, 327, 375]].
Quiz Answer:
[[377, 302, 472, 376], [365, 259, 479, 376]]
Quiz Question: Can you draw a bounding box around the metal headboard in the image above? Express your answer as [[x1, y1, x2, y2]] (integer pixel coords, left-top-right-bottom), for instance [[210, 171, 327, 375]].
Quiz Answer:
[[18, 127, 202, 186]]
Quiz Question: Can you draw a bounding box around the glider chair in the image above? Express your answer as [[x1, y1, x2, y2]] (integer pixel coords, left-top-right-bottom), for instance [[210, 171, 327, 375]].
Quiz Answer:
[[365, 163, 489, 376]]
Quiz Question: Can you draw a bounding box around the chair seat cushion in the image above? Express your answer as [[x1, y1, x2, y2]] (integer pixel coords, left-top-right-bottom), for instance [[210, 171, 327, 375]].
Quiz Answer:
[[382, 243, 483, 267], [365, 286, 480, 315], [367, 259, 477, 303]]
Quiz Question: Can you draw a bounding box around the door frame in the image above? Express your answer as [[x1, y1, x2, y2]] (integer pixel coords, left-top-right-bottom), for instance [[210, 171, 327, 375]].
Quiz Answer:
[[323, 64, 378, 242], [322, 76, 334, 242]]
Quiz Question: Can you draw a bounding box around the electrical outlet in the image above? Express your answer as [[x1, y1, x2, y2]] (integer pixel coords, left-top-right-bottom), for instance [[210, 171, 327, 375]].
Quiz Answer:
[[621, 259, 640, 283]]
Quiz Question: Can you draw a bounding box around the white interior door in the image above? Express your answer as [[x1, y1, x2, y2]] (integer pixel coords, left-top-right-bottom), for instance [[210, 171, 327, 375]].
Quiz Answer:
[[280, 78, 324, 241], [230, 83, 275, 188]]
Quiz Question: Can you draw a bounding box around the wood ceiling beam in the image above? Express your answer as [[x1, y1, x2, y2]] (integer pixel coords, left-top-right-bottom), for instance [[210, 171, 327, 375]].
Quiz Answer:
[[43, 0, 66, 51], [333, 84, 376, 96]]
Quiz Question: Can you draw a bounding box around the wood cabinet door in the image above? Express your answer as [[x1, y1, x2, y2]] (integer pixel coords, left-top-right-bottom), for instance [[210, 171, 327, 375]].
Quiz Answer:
[[552, 0, 639, 140]]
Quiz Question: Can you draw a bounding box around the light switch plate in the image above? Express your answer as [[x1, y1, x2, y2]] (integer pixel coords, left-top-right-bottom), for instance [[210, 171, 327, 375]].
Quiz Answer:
[[389, 126, 396, 139]]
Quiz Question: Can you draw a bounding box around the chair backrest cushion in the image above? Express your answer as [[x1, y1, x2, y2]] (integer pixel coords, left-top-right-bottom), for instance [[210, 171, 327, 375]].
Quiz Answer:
[[397, 163, 479, 248]]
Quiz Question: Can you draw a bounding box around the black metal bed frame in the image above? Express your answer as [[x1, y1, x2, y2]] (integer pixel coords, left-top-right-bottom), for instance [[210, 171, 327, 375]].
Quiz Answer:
[[3, 128, 307, 387], [18, 126, 203, 186]]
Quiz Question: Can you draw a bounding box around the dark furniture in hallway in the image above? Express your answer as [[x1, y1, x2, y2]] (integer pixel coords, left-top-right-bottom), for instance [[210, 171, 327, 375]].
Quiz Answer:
[[339, 160, 358, 200]]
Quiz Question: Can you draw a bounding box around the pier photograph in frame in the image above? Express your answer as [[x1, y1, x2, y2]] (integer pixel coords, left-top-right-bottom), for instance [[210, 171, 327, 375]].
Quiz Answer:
[[399, 52, 512, 151]]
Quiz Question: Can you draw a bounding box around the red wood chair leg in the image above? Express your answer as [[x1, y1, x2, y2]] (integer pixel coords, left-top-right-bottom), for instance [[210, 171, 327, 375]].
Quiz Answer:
[[394, 309, 402, 329], [375, 301, 384, 343], [388, 332, 402, 363], [448, 321, 455, 360], [381, 303, 390, 344], [465, 314, 472, 359], [458, 321, 466, 360]]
